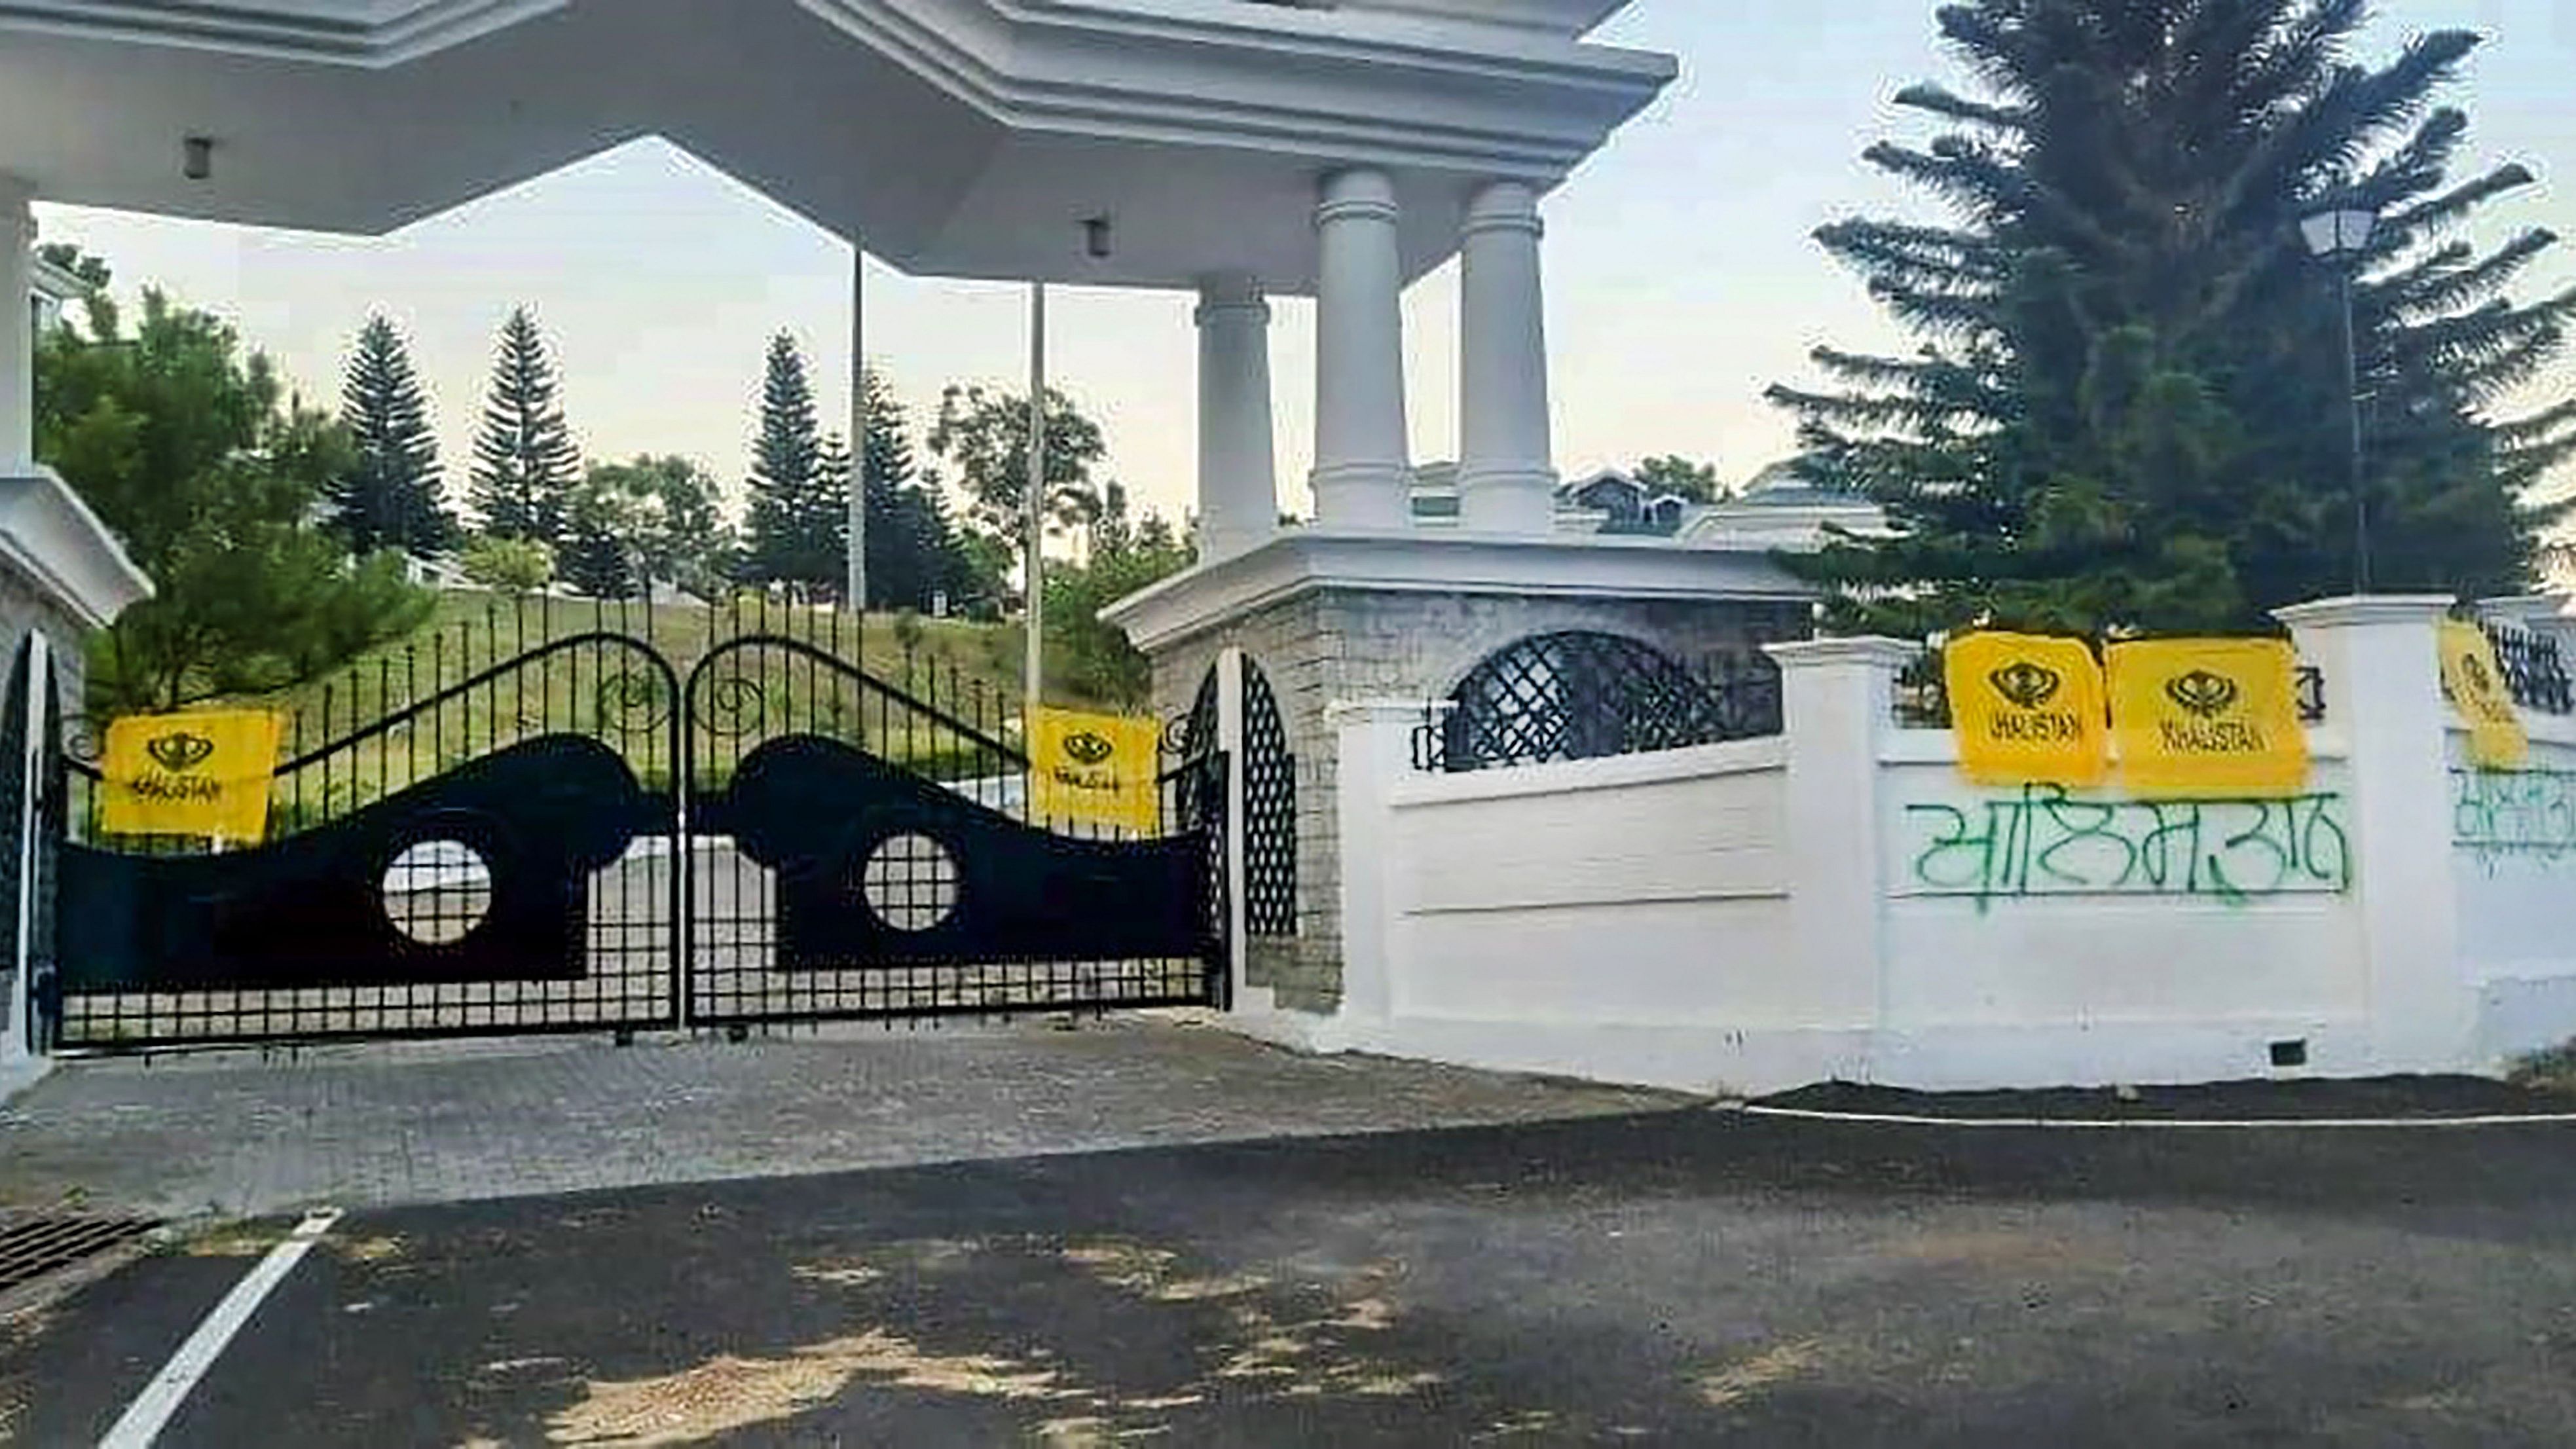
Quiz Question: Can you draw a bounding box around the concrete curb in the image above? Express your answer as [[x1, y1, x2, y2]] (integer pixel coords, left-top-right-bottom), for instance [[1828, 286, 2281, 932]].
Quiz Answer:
[[1739, 1102, 2576, 1130]]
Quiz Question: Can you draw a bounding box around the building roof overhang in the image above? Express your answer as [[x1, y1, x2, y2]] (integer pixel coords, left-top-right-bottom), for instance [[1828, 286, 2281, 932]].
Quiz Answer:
[[0, 0, 1673, 291]]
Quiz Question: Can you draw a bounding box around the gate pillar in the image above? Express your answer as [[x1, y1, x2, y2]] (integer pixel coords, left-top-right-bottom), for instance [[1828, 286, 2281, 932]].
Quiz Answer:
[[1107, 533, 1813, 1021]]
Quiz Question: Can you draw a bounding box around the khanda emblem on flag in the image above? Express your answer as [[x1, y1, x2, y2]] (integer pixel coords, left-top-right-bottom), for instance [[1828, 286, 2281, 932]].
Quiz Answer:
[[1061, 730, 1116, 767], [145, 731, 218, 773], [101, 710, 286, 843], [2162, 669, 2241, 720], [1987, 660, 2063, 711]]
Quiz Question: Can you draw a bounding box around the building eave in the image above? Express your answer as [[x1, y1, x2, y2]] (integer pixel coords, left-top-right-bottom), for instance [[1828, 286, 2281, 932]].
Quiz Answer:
[[0, 0, 1672, 289], [0, 467, 155, 629], [1103, 527, 1814, 655], [28, 254, 85, 304]]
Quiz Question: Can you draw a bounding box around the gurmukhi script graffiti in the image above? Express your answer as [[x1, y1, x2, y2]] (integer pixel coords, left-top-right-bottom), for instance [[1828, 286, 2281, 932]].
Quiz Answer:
[[2453, 769, 2576, 871], [1906, 784, 2350, 907]]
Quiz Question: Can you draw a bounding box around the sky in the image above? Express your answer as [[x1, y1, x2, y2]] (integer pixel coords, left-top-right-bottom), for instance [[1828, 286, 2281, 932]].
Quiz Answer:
[[31, 0, 2576, 530]]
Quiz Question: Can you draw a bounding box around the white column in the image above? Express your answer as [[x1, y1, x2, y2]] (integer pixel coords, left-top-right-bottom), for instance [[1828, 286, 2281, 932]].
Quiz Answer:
[[1457, 180, 1556, 535], [1766, 637, 1912, 1074], [845, 242, 866, 612], [1310, 169, 1412, 530], [1215, 650, 1257, 1008], [1329, 697, 1441, 1025], [2275, 595, 2475, 1073], [1, 175, 34, 475], [1194, 274, 1278, 562]]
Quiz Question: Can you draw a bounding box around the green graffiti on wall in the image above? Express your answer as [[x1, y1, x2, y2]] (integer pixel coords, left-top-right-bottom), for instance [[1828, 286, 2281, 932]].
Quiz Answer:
[[2452, 768, 2576, 873], [1905, 784, 2351, 909]]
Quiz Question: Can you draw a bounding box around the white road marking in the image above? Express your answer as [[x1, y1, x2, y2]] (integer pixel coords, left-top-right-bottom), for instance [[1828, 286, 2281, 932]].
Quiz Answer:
[[1739, 1104, 2576, 1130], [98, 1207, 345, 1449]]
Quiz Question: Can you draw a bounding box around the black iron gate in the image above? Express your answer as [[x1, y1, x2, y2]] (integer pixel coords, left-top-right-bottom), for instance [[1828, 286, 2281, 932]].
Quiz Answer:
[[29, 605, 1223, 1052], [681, 634, 1222, 1027], [46, 629, 684, 1049]]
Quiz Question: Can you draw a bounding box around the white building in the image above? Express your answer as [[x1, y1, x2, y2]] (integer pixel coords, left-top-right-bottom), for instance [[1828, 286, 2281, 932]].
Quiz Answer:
[[28, 251, 83, 340], [1681, 460, 1889, 551]]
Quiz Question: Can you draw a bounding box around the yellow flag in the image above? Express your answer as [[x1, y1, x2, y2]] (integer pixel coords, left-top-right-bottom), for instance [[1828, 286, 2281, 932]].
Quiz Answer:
[[100, 710, 284, 843], [2106, 638, 2308, 798], [1029, 706, 1162, 834], [2439, 618, 2530, 772], [1945, 632, 2110, 787]]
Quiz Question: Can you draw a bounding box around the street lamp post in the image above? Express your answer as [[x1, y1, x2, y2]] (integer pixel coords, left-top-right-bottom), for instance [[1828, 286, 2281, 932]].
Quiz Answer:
[[2302, 206, 2378, 595]]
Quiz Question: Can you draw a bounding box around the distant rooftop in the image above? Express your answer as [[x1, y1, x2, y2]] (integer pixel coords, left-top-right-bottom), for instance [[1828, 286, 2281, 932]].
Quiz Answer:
[[1733, 460, 1853, 507]]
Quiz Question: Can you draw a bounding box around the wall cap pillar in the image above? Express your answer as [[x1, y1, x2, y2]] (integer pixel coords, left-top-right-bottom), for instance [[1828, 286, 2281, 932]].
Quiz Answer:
[[1327, 697, 1441, 727], [2272, 595, 2456, 630], [1765, 636, 1915, 671], [2474, 593, 2573, 629]]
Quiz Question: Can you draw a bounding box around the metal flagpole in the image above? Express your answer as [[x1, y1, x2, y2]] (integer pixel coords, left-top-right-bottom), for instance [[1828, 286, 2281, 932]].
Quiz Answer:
[[1023, 280, 1048, 720], [846, 242, 867, 614]]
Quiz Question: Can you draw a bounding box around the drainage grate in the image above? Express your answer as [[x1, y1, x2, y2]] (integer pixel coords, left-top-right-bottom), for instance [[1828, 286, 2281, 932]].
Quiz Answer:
[[0, 1213, 160, 1295]]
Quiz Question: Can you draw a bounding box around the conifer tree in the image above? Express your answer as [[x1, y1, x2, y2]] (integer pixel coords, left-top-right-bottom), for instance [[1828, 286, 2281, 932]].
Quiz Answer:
[[1772, 1, 2576, 636], [741, 334, 847, 598], [468, 307, 581, 548], [329, 314, 458, 557], [856, 366, 976, 611]]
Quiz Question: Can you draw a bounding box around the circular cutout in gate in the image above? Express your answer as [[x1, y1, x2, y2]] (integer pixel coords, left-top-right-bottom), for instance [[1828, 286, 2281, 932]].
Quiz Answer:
[[859, 833, 960, 932], [382, 840, 493, 945]]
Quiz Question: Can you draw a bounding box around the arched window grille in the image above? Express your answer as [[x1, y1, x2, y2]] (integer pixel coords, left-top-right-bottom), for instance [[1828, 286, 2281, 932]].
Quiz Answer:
[[1435, 631, 1781, 773]]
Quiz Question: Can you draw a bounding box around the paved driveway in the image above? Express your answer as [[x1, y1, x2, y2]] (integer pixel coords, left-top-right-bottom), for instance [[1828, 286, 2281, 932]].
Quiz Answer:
[[11, 1109, 2576, 1445], [0, 1018, 1675, 1219]]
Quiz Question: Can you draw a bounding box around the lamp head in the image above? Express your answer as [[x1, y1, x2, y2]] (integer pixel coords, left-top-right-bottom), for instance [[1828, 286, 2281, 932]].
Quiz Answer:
[[2300, 208, 2377, 260]]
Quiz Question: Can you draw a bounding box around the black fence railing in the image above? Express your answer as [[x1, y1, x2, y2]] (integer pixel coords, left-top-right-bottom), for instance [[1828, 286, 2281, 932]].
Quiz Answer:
[[2482, 621, 2575, 716], [1896, 645, 1951, 729], [1412, 634, 1784, 773], [1892, 642, 2328, 729]]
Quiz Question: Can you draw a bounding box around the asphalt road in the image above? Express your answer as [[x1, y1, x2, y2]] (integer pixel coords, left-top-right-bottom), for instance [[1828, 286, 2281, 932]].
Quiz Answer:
[[12, 1108, 2576, 1446]]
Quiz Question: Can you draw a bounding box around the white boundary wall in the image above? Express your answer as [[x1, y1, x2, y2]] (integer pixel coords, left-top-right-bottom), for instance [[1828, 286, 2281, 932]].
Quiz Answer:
[[1238, 595, 2576, 1093]]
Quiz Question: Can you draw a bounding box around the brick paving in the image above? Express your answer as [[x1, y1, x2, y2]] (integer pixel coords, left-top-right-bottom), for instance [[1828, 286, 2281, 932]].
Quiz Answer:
[[0, 1017, 1678, 1220]]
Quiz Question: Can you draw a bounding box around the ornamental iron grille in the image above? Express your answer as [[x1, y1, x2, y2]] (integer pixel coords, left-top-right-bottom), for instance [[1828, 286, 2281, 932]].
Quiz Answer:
[[1432, 631, 1782, 773], [1158, 664, 1229, 975], [2482, 621, 2575, 716], [1166, 666, 1221, 836], [0, 638, 54, 1054], [31, 596, 1221, 1052], [1240, 657, 1297, 938]]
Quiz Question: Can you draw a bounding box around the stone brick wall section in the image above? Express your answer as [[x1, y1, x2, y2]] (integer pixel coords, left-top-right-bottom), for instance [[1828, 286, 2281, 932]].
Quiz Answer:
[[0, 566, 86, 712], [1149, 585, 1809, 1014]]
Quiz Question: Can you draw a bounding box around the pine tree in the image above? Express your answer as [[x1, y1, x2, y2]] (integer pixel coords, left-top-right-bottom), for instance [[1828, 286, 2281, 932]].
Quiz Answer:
[[468, 307, 581, 547], [329, 315, 458, 558], [741, 334, 847, 598], [1771, 1, 2576, 637], [855, 367, 945, 611]]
